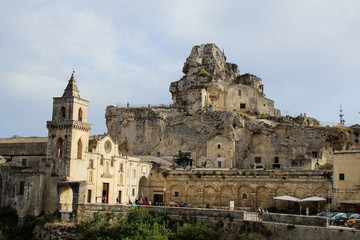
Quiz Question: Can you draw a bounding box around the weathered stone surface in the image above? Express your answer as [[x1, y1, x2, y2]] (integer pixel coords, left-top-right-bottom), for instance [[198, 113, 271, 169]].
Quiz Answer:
[[169, 43, 280, 115], [106, 105, 360, 169]]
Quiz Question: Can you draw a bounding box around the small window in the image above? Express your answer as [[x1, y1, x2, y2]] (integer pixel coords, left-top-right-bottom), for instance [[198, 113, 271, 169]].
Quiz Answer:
[[87, 190, 92, 203], [242, 194, 247, 200], [174, 191, 179, 197], [238, 90, 242, 96], [89, 159, 93, 168], [240, 103, 246, 109], [132, 188, 135, 196], [100, 155, 103, 165], [339, 173, 345, 180], [217, 144, 221, 149], [19, 182, 25, 195], [133, 169, 136, 178], [255, 157, 262, 163], [110, 157, 114, 167], [312, 152, 318, 158], [142, 166, 147, 174], [78, 108, 83, 122], [119, 163, 123, 171], [21, 159, 27, 166], [157, 152, 161, 157], [61, 106, 66, 120], [218, 154, 221, 158], [218, 161, 222, 168], [274, 157, 279, 163]]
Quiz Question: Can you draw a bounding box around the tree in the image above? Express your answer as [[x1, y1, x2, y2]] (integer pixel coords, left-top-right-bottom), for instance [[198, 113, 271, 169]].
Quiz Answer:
[[169, 222, 216, 240], [174, 151, 193, 168]]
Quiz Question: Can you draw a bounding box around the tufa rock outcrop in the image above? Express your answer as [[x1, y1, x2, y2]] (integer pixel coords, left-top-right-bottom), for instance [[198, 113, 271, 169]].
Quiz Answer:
[[169, 43, 280, 116]]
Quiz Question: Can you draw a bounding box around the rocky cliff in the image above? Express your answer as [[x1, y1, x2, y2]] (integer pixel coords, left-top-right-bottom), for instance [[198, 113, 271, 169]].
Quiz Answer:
[[105, 105, 360, 168]]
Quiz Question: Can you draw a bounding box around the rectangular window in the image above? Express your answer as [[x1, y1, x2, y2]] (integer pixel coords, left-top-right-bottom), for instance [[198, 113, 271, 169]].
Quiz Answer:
[[19, 182, 25, 195], [133, 169, 136, 178], [238, 90, 241, 96], [100, 156, 103, 165], [274, 157, 279, 163], [21, 159, 27, 166], [89, 159, 93, 168], [119, 163, 123, 172], [312, 152, 318, 158], [110, 157, 114, 167], [255, 157, 262, 163], [157, 152, 161, 157], [339, 173, 345, 180], [240, 103, 246, 109], [217, 144, 221, 149], [175, 191, 179, 197], [218, 161, 222, 168], [142, 166, 147, 174], [132, 188, 135, 196]]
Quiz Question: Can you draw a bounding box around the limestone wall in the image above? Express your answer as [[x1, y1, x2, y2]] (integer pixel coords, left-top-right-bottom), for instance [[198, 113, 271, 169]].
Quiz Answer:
[[149, 169, 331, 210]]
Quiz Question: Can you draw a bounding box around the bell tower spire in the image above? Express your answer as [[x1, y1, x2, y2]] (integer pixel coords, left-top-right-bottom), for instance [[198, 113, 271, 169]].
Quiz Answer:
[[62, 70, 80, 98]]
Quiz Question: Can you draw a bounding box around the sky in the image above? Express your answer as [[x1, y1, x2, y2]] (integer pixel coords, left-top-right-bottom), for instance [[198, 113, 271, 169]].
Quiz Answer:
[[1, 0, 360, 138]]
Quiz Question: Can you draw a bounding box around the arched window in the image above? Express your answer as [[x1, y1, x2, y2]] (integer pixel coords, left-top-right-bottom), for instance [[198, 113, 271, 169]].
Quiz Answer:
[[61, 106, 66, 120], [242, 193, 247, 200], [78, 108, 83, 122], [56, 138, 64, 158], [77, 139, 82, 159]]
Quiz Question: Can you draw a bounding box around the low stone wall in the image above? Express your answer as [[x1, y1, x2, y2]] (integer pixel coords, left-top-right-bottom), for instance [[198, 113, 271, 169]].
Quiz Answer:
[[262, 212, 328, 227], [33, 223, 79, 240]]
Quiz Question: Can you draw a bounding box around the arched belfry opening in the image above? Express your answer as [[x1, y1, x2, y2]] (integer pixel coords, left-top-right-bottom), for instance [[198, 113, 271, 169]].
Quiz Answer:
[[56, 138, 64, 158], [78, 108, 83, 122], [61, 106, 66, 120], [77, 139, 82, 159]]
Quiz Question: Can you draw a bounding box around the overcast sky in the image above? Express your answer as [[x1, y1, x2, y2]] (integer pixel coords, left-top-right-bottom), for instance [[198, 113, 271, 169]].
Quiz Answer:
[[1, 0, 360, 138]]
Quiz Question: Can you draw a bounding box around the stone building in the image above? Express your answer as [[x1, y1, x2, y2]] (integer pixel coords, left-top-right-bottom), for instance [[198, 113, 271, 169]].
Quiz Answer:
[[0, 72, 151, 219], [333, 150, 360, 212], [169, 44, 280, 116]]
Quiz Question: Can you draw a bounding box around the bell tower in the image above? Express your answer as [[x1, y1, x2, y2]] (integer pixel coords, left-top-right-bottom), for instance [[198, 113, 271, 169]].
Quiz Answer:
[[46, 71, 92, 179]]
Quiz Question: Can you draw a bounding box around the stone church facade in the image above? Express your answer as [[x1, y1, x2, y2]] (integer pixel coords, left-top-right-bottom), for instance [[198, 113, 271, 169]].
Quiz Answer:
[[0, 72, 151, 219]]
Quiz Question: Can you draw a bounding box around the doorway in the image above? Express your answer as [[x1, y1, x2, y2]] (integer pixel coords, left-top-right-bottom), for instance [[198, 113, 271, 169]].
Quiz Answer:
[[154, 194, 164, 205], [102, 183, 109, 204]]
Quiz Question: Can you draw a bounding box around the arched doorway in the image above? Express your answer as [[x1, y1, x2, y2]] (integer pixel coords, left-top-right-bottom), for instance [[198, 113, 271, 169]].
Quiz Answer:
[[139, 176, 149, 204], [59, 186, 73, 212]]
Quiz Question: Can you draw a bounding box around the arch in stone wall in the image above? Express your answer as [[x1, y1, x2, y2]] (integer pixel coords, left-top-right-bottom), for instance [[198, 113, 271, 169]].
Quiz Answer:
[[237, 186, 254, 208], [139, 176, 149, 201], [170, 185, 183, 203], [220, 185, 234, 207], [186, 185, 201, 206], [294, 187, 309, 199], [274, 187, 290, 209], [59, 186, 73, 212], [203, 186, 217, 207], [256, 186, 270, 208], [314, 187, 328, 197]]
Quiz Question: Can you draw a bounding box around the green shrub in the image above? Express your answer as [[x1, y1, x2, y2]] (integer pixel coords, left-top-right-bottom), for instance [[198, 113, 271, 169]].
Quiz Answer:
[[198, 71, 210, 77]]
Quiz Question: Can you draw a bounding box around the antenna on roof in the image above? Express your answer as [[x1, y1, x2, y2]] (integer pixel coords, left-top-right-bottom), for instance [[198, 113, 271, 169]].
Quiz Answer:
[[339, 105, 345, 125]]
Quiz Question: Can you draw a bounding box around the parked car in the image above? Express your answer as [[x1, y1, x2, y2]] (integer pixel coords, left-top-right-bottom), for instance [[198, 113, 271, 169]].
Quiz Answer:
[[315, 212, 332, 217], [329, 212, 345, 225], [346, 214, 360, 228], [333, 213, 353, 226]]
